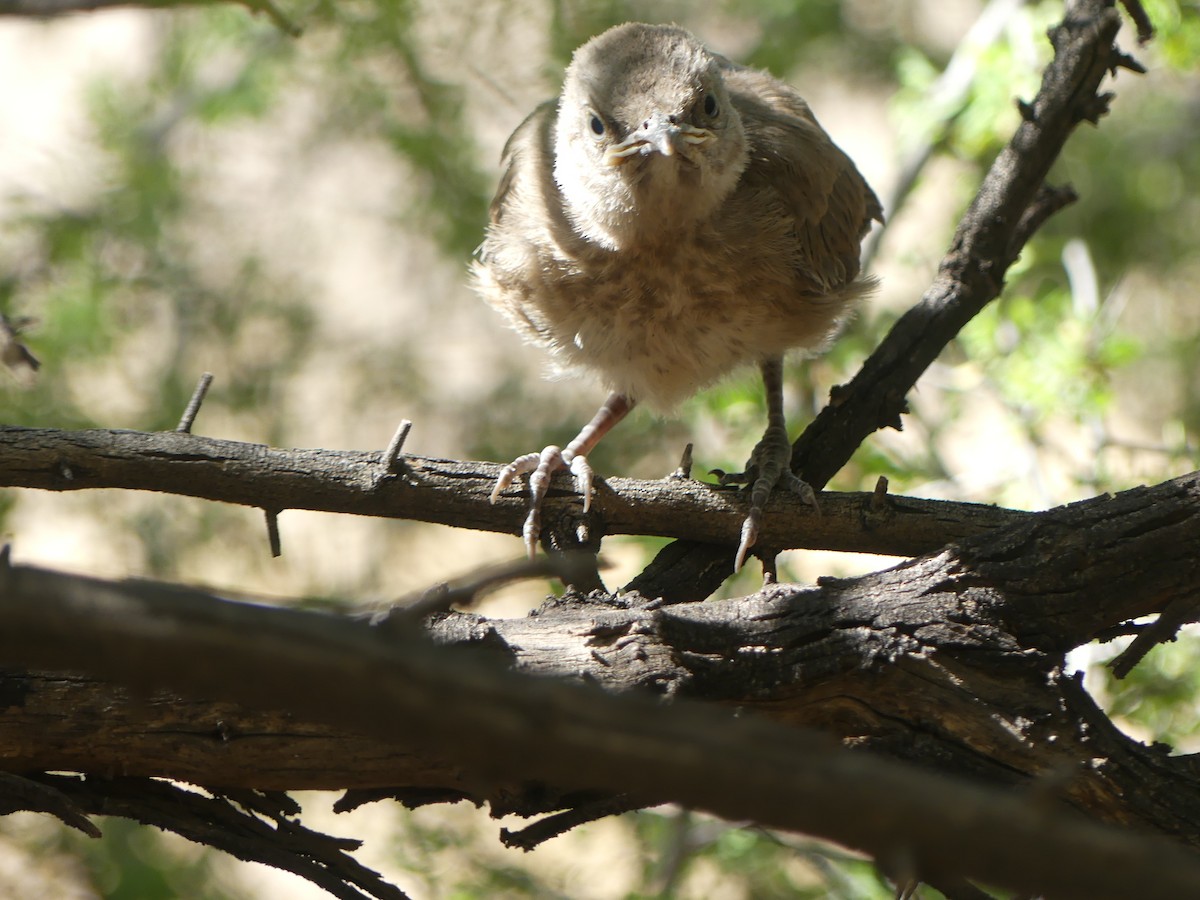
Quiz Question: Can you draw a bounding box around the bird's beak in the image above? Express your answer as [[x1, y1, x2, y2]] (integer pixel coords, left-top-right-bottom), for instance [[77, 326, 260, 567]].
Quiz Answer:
[[604, 113, 712, 166]]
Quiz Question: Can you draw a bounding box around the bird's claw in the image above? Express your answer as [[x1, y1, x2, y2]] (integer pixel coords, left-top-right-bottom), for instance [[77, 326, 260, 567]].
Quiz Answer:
[[490, 451, 542, 504], [734, 508, 761, 572], [563, 450, 594, 513], [491, 445, 594, 557], [729, 425, 818, 572], [781, 470, 820, 514]]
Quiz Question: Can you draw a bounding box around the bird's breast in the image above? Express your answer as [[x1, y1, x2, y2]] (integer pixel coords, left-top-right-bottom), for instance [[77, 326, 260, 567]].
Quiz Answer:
[[539, 232, 841, 410]]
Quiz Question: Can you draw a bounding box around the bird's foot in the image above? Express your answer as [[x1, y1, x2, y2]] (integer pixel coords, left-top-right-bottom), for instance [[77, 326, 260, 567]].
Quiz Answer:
[[490, 445, 593, 557], [716, 425, 819, 572]]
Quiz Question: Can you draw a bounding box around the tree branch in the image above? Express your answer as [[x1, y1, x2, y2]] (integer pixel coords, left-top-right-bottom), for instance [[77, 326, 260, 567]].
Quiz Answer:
[[0, 423, 1032, 563], [629, 0, 1142, 600], [4, 466, 1200, 895], [3, 551, 1200, 898]]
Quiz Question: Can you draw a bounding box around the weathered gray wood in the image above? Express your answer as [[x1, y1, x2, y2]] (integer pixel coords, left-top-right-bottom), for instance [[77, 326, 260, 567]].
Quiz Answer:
[[0, 423, 1032, 559]]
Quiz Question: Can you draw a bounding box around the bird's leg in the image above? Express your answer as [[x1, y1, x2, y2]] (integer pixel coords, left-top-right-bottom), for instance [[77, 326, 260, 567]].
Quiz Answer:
[[490, 392, 634, 557], [723, 356, 818, 571]]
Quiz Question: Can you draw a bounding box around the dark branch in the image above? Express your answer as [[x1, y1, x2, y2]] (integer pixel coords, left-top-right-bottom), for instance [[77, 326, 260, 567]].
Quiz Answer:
[[630, 0, 1139, 599], [0, 423, 1033, 563], [5, 561, 1200, 898], [5, 466, 1200, 895], [34, 775, 409, 900]]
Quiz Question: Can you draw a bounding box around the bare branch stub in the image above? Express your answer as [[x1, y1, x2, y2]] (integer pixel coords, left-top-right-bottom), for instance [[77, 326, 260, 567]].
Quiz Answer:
[[176, 372, 214, 434], [382, 419, 413, 474], [264, 507, 282, 558], [0, 771, 100, 838], [500, 795, 641, 852]]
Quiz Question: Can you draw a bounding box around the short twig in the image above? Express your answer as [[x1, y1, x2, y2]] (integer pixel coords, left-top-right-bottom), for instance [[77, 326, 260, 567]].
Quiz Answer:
[[1109, 596, 1200, 679], [377, 552, 605, 622], [383, 420, 413, 473], [176, 372, 214, 434], [670, 443, 694, 480], [264, 508, 282, 558], [871, 475, 891, 512], [0, 771, 100, 837], [499, 794, 641, 851]]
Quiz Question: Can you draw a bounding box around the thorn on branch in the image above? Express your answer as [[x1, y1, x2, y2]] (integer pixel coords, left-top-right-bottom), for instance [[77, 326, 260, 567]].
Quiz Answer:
[[264, 508, 282, 558], [669, 442, 694, 480], [1110, 48, 1147, 75], [382, 420, 413, 474], [376, 552, 605, 622], [1075, 91, 1115, 126], [176, 372, 214, 434], [1016, 98, 1036, 122], [879, 392, 908, 432], [871, 476, 891, 512]]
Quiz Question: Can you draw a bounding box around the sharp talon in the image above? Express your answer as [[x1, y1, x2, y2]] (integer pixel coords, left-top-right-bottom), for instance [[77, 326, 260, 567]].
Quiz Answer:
[[734, 510, 759, 572], [782, 471, 820, 514], [495, 393, 633, 557], [493, 446, 569, 553], [568, 454, 594, 512], [522, 508, 540, 558], [713, 467, 752, 487], [491, 451, 541, 504]]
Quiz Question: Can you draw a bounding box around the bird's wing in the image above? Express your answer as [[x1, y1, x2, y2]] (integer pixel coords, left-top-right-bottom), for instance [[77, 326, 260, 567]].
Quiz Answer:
[[723, 63, 883, 293], [488, 99, 559, 228]]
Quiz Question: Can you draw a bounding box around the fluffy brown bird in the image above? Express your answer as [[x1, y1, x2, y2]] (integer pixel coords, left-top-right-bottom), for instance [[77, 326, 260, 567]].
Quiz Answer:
[[475, 22, 881, 570]]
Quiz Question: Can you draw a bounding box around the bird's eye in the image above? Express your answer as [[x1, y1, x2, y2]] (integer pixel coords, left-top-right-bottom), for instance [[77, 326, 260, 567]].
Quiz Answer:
[[588, 112, 606, 138], [703, 92, 719, 117]]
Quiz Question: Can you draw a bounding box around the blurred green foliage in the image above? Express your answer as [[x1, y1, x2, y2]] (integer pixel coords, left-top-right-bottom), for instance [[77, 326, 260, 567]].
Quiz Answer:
[[1, 0, 1199, 897]]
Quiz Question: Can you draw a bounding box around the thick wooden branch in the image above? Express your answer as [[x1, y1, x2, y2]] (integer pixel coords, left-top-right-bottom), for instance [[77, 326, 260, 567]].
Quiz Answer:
[[0, 424, 1031, 563], [3, 546, 1200, 899], [631, 0, 1142, 600], [4, 465, 1200, 896]]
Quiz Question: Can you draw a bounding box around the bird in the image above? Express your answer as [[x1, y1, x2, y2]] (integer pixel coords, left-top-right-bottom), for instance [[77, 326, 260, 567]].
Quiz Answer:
[[474, 22, 882, 571]]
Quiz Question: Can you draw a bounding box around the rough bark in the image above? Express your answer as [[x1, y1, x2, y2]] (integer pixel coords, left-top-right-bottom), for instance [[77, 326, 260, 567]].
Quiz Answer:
[[5, 467, 1200, 899], [0, 423, 1032, 561]]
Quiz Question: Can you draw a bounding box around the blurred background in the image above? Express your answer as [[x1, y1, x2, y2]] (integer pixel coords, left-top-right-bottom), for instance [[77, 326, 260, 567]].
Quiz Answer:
[[1, 0, 1198, 896]]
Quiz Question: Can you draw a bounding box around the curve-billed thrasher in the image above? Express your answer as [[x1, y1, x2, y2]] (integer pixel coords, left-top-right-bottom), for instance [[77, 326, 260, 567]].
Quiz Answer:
[[475, 22, 882, 570]]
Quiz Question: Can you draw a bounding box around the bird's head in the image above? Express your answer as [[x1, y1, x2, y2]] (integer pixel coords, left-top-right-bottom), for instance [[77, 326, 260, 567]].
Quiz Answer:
[[554, 23, 748, 251]]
